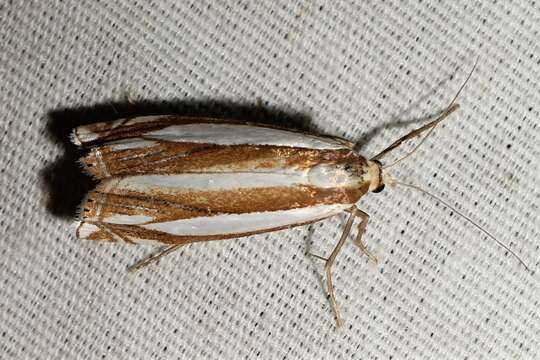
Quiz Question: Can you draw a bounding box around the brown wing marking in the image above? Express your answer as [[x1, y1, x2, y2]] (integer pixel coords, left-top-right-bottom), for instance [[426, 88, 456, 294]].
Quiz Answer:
[[78, 184, 367, 224], [80, 142, 360, 178]]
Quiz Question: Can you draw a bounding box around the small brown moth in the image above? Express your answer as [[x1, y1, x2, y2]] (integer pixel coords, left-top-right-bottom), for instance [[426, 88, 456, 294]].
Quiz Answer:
[[72, 63, 527, 326]]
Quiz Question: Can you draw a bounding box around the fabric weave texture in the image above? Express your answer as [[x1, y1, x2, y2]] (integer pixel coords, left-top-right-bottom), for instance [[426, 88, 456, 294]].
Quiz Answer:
[[1, 1, 538, 359]]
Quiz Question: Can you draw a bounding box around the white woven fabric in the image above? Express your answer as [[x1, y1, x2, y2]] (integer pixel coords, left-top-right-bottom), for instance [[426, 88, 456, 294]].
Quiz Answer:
[[1, 1, 538, 359]]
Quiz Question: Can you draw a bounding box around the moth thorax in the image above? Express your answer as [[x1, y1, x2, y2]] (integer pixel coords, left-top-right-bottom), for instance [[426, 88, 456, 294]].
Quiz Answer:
[[365, 160, 384, 192], [308, 162, 364, 188]]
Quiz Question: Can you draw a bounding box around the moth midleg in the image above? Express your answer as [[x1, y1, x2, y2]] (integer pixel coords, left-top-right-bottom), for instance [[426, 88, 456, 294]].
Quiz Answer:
[[127, 244, 184, 273], [320, 210, 356, 327], [350, 207, 377, 264]]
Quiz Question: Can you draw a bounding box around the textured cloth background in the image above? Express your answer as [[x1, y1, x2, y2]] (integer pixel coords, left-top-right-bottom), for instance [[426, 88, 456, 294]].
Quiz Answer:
[[1, 1, 539, 359]]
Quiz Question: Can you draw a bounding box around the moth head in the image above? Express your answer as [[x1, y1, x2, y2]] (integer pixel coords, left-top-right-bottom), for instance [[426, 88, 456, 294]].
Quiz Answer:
[[365, 160, 385, 193]]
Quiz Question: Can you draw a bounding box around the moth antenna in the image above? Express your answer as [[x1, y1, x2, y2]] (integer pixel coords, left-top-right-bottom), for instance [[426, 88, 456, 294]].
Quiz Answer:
[[381, 104, 458, 169], [372, 58, 479, 165], [390, 180, 529, 271]]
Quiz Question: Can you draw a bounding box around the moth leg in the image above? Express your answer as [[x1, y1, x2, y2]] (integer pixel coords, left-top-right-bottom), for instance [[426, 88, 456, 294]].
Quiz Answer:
[[321, 211, 356, 327], [350, 207, 378, 264], [127, 244, 184, 273]]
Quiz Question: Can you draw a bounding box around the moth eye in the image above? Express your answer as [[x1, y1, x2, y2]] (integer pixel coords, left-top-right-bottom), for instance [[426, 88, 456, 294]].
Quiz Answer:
[[373, 184, 385, 193]]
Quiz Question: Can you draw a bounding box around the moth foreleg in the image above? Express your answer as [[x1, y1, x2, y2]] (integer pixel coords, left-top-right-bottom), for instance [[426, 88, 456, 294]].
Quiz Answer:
[[349, 207, 378, 264], [127, 244, 184, 273]]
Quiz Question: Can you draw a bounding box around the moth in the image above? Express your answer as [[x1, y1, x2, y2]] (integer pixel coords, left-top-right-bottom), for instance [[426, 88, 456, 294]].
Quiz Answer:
[[72, 65, 526, 326]]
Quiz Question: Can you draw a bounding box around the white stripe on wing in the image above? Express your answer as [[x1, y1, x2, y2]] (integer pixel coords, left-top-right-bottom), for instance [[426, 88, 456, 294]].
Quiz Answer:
[[110, 172, 309, 192], [141, 204, 350, 235], [146, 123, 346, 149]]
